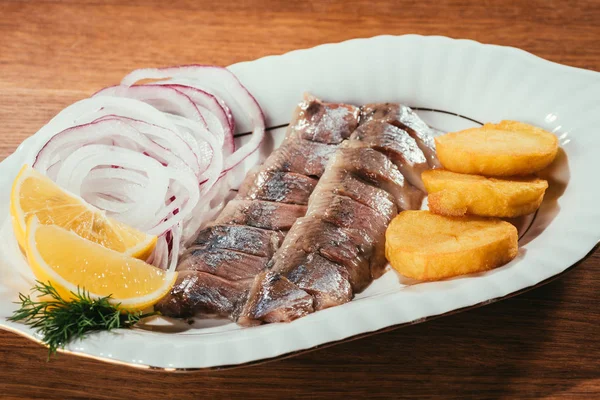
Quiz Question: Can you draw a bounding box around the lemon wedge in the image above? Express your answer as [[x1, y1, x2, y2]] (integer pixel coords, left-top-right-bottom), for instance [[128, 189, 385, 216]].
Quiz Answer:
[[25, 217, 176, 310], [10, 165, 156, 259]]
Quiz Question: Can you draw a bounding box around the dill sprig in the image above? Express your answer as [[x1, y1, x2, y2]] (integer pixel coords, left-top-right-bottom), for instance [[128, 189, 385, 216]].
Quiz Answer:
[[8, 281, 159, 357]]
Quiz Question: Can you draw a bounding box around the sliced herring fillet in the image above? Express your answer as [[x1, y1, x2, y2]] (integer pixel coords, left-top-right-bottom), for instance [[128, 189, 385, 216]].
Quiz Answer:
[[157, 95, 360, 320], [360, 102, 441, 168]]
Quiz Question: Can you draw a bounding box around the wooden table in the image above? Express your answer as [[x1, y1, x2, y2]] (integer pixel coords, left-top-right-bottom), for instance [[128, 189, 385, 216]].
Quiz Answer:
[[1, 1, 599, 398]]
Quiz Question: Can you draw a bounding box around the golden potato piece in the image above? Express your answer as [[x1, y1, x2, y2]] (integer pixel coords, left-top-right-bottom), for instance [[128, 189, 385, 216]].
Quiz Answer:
[[385, 211, 518, 281], [435, 120, 558, 176], [423, 169, 548, 218]]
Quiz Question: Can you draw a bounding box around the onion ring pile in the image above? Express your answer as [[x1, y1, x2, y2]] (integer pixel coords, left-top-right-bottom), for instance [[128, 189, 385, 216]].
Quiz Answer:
[[26, 65, 265, 271]]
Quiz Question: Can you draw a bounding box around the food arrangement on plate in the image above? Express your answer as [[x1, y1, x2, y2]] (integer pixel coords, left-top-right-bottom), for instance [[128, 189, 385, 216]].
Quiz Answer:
[[3, 63, 559, 351], [0, 35, 596, 369]]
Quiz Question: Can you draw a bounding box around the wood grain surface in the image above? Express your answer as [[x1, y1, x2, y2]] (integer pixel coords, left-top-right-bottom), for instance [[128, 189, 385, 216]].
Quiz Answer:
[[1, 0, 599, 399]]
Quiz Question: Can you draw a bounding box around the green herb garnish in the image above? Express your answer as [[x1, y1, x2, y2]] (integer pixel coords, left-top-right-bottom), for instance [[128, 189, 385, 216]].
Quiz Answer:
[[8, 281, 159, 357]]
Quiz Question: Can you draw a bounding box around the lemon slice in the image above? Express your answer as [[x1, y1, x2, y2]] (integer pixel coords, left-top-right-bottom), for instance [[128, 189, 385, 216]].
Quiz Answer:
[[25, 217, 176, 310], [10, 165, 156, 259]]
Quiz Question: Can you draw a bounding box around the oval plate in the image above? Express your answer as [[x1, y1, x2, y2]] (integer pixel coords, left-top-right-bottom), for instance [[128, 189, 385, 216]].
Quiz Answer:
[[1, 35, 599, 370]]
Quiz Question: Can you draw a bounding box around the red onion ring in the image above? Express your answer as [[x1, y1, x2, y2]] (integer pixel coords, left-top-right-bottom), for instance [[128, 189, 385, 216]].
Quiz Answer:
[[120, 65, 265, 171], [157, 83, 235, 155], [27, 66, 265, 271]]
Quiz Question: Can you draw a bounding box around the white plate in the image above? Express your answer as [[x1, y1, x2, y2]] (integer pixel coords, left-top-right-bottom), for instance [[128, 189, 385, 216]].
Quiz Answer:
[[1, 35, 599, 370]]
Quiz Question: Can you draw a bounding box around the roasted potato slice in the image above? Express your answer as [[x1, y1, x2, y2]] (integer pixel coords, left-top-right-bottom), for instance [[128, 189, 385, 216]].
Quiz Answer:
[[385, 211, 518, 281], [423, 169, 548, 217], [435, 120, 558, 176]]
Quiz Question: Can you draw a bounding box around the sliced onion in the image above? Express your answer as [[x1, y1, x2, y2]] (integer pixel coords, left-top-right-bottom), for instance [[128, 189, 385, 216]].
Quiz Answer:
[[157, 82, 234, 154], [28, 66, 265, 270], [94, 85, 206, 126], [166, 114, 223, 194], [92, 87, 225, 193], [120, 65, 265, 171], [27, 96, 188, 164], [167, 223, 183, 272], [153, 235, 169, 273], [34, 117, 201, 178], [93, 115, 202, 174]]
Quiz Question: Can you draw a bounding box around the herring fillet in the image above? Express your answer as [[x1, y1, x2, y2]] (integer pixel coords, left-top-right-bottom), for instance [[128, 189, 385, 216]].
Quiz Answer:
[[155, 95, 360, 319], [239, 104, 437, 325], [359, 103, 441, 168]]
